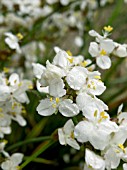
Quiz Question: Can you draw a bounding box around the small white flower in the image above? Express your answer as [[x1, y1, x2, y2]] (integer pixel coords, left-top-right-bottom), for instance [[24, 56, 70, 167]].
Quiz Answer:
[[37, 97, 79, 117], [76, 93, 108, 119], [4, 32, 21, 53], [1, 153, 23, 170], [113, 42, 127, 57], [58, 119, 80, 150], [66, 66, 88, 90]]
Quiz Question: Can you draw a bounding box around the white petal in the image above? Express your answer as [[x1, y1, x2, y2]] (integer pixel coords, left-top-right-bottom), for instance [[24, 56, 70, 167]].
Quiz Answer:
[[9, 73, 20, 86], [66, 138, 80, 150], [76, 93, 108, 120], [36, 80, 49, 93], [64, 119, 74, 134], [105, 148, 120, 169], [11, 153, 24, 166], [1, 160, 11, 170], [97, 55, 111, 69], [85, 149, 105, 170], [49, 78, 66, 97], [58, 128, 66, 145], [66, 66, 87, 90], [53, 50, 69, 68], [59, 99, 79, 117], [14, 115, 27, 126], [74, 121, 91, 143], [89, 42, 99, 57], [32, 63, 45, 79], [60, 0, 69, 5], [36, 99, 56, 116], [100, 39, 115, 53], [123, 163, 127, 170]]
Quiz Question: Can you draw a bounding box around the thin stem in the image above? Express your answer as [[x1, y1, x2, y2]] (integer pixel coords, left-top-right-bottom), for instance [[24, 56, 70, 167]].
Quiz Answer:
[[20, 140, 55, 169], [6, 136, 51, 151], [24, 156, 57, 165]]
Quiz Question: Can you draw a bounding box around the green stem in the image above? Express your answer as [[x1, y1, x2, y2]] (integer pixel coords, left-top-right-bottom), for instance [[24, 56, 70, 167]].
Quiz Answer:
[[20, 140, 55, 169], [6, 136, 51, 151], [24, 156, 57, 165]]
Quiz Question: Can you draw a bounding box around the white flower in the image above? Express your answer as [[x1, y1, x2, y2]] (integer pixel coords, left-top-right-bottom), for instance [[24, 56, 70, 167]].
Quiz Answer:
[[85, 149, 105, 170], [74, 36, 83, 47], [32, 63, 46, 79], [76, 93, 108, 119], [89, 30, 115, 69], [117, 104, 127, 125], [0, 111, 11, 138], [58, 119, 80, 150], [1, 153, 23, 170], [4, 32, 21, 53], [89, 40, 114, 69], [66, 66, 88, 90], [74, 113, 118, 150], [103, 125, 127, 170], [113, 42, 127, 57], [37, 97, 79, 117]]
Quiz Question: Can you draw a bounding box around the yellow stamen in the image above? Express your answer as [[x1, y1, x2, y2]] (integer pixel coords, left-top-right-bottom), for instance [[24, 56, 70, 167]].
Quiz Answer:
[[28, 84, 33, 89], [100, 111, 108, 119], [17, 33, 23, 40], [66, 50, 72, 56], [5, 78, 9, 85], [104, 25, 113, 32], [70, 132, 75, 139], [94, 75, 101, 79], [3, 67, 9, 73], [67, 57, 74, 63], [18, 82, 22, 87], [94, 110, 98, 117], [80, 61, 88, 67], [50, 97, 53, 102], [87, 84, 91, 88], [100, 49, 107, 56], [56, 98, 60, 104], [118, 144, 126, 153]]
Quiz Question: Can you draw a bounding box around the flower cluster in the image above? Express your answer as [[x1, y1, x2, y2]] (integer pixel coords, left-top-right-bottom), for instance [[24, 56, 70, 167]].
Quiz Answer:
[[33, 44, 127, 169], [0, 71, 33, 138]]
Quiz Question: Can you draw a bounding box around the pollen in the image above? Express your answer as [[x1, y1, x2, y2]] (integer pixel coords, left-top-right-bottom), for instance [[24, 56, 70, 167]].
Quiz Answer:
[[100, 49, 107, 56], [18, 82, 22, 87], [94, 75, 101, 79], [104, 25, 113, 32], [67, 57, 74, 63], [70, 132, 75, 139], [50, 97, 53, 101], [66, 50, 72, 56], [56, 97, 60, 104], [28, 84, 33, 89], [94, 110, 98, 117], [118, 144, 126, 153], [80, 61, 88, 67], [17, 33, 23, 40]]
